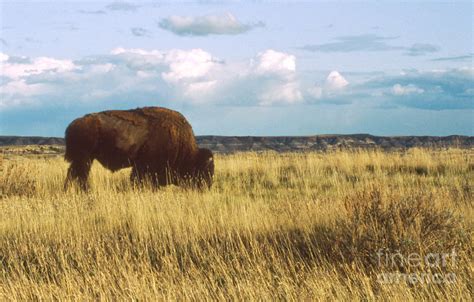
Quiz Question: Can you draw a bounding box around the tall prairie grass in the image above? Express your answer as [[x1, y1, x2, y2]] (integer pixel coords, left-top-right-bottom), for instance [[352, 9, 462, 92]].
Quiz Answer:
[[0, 148, 472, 300]]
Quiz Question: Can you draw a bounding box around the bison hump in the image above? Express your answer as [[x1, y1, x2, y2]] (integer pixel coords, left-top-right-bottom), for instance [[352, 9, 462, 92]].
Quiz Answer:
[[96, 111, 149, 158], [135, 107, 192, 129]]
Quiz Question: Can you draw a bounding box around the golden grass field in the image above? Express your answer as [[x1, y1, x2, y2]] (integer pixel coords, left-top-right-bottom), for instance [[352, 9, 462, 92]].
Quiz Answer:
[[0, 147, 472, 300]]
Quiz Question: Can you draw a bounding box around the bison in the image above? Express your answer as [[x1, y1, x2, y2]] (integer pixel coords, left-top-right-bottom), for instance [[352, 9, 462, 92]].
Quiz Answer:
[[64, 107, 214, 190]]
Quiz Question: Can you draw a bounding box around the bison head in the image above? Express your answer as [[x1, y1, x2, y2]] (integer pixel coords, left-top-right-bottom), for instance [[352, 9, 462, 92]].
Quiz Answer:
[[193, 148, 214, 189]]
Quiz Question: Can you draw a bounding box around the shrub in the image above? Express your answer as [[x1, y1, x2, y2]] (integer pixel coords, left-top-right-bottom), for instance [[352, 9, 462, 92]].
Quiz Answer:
[[337, 190, 470, 270]]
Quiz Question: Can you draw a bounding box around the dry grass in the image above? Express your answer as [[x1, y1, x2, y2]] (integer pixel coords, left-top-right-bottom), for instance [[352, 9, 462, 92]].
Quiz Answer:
[[0, 148, 472, 300]]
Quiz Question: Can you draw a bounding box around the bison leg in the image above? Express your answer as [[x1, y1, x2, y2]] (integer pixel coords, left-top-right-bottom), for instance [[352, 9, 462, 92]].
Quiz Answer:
[[130, 164, 146, 186], [155, 167, 179, 187], [139, 169, 167, 188], [131, 164, 176, 189], [130, 165, 161, 187], [64, 159, 92, 191], [154, 169, 166, 187]]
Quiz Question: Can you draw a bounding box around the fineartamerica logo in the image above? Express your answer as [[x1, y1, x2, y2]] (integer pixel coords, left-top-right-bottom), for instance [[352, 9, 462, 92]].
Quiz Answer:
[[375, 249, 458, 285], [377, 272, 457, 285]]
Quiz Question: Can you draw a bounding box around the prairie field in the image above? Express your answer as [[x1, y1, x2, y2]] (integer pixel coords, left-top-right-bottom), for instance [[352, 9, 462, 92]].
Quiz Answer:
[[0, 147, 472, 300]]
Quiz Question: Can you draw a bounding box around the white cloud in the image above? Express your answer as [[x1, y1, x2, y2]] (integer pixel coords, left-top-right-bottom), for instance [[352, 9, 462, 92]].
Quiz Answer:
[[392, 84, 424, 95], [0, 53, 9, 62], [250, 50, 302, 105], [326, 71, 349, 90], [259, 82, 302, 105], [89, 63, 115, 74], [162, 49, 217, 83], [0, 79, 52, 109], [111, 47, 219, 98], [0, 48, 306, 108], [1, 52, 471, 112], [184, 81, 218, 103], [111, 47, 163, 57], [1, 56, 77, 79], [1, 79, 49, 96], [254, 49, 296, 76], [159, 13, 263, 36], [136, 70, 154, 78], [306, 71, 349, 102]]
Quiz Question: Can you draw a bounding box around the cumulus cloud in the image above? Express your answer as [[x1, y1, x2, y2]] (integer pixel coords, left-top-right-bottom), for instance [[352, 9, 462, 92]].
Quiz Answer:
[[305, 68, 473, 109], [306, 71, 349, 102], [249, 50, 302, 105], [259, 82, 302, 105], [0, 53, 9, 62], [0, 48, 303, 108], [254, 49, 296, 76], [110, 48, 221, 102], [359, 68, 473, 109], [1, 56, 77, 79], [111, 47, 162, 57], [1, 48, 471, 111], [0, 55, 57, 108], [326, 71, 349, 90], [391, 84, 424, 95], [1, 79, 50, 98], [0, 51, 147, 108], [186, 80, 217, 95], [154, 48, 300, 105], [162, 49, 218, 83], [158, 13, 264, 36]]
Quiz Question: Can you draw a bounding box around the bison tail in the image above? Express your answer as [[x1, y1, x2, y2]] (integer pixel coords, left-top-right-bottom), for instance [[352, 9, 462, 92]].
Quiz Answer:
[[64, 116, 99, 162]]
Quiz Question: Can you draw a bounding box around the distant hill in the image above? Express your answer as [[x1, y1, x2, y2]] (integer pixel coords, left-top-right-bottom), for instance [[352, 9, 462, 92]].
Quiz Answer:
[[197, 134, 474, 152], [1, 134, 472, 153], [0, 136, 65, 146]]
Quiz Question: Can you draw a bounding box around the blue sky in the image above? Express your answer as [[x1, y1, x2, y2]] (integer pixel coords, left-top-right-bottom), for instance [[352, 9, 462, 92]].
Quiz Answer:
[[0, 0, 472, 136]]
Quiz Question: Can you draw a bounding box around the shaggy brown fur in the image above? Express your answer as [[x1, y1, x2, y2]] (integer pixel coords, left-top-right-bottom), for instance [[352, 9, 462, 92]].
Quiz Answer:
[[64, 107, 214, 190]]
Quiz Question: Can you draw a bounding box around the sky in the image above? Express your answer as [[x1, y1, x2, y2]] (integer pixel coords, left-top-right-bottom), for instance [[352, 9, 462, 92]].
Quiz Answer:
[[0, 0, 473, 137]]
